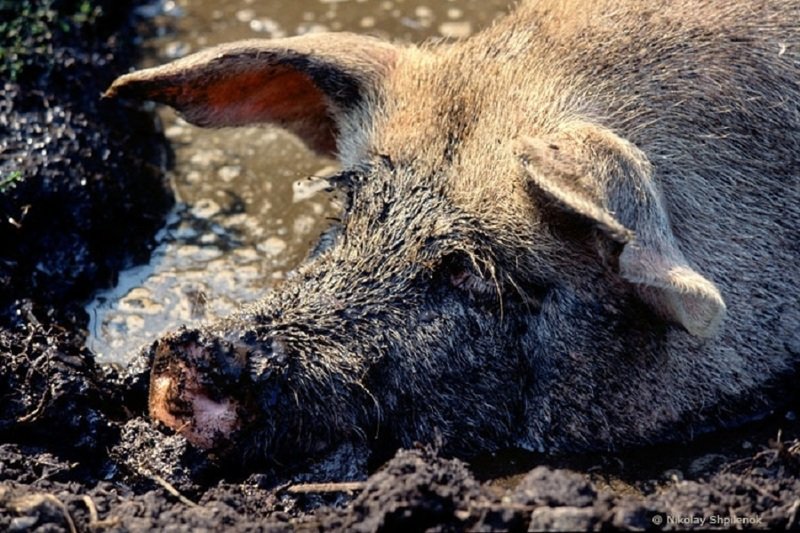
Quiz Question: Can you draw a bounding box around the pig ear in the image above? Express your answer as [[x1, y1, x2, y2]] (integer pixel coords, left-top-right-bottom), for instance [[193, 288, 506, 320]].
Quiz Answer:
[[104, 33, 398, 156], [516, 128, 726, 338]]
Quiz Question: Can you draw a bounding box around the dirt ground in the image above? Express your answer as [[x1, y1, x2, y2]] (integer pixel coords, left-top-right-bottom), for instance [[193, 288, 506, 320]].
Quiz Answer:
[[1, 2, 799, 531]]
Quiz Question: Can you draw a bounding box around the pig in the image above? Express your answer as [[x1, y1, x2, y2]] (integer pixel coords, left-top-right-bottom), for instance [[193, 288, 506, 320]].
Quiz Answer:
[[105, 0, 800, 464]]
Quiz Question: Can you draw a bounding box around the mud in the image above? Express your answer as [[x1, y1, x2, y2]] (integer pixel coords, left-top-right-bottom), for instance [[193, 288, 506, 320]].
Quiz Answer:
[[1, 1, 799, 531], [3, 429, 800, 531]]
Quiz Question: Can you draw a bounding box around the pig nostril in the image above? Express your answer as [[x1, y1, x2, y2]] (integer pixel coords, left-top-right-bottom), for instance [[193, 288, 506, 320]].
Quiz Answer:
[[149, 358, 242, 450], [149, 374, 186, 428]]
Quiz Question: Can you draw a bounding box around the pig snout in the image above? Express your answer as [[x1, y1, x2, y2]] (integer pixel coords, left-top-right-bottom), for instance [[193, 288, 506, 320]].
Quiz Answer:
[[149, 359, 240, 450], [147, 330, 254, 450]]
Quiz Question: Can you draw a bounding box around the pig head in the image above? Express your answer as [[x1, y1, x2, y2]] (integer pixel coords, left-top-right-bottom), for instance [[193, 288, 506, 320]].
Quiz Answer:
[[106, 0, 800, 463]]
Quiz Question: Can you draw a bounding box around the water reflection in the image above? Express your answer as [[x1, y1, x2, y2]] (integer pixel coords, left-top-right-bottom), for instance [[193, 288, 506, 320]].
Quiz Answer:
[[86, 0, 513, 363]]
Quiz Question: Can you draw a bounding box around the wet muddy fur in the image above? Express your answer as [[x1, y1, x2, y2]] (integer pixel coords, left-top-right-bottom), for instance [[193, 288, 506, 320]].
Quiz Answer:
[[1, 1, 799, 531], [109, 0, 799, 462]]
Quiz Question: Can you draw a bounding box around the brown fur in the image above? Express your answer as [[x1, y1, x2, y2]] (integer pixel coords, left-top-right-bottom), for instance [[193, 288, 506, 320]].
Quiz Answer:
[[109, 0, 799, 458]]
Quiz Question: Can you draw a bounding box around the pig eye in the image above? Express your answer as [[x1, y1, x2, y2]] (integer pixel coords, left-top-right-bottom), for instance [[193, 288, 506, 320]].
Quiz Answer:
[[440, 253, 497, 301]]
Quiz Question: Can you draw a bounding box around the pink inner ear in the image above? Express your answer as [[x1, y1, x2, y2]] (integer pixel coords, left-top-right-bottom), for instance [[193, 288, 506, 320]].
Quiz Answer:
[[163, 66, 338, 155]]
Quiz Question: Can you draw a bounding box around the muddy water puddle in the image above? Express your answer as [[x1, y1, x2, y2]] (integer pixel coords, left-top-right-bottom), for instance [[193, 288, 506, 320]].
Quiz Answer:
[[86, 0, 513, 363]]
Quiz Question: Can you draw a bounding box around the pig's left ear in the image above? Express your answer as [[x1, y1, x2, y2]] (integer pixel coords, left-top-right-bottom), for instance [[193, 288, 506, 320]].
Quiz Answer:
[[516, 124, 726, 338], [105, 33, 398, 156]]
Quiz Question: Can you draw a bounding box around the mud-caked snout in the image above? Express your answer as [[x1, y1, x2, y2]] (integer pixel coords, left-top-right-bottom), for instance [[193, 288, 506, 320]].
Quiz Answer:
[[148, 328, 253, 450]]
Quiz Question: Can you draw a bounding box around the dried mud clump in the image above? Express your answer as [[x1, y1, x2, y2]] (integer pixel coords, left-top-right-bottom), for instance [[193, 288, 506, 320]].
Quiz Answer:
[[0, 318, 114, 455], [2, 439, 800, 531], [307, 448, 488, 532], [300, 443, 800, 532]]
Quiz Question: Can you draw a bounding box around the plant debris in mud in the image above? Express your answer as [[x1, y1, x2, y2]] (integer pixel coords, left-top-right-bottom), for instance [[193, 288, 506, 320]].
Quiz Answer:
[[3, 439, 800, 531], [0, 0, 173, 312], [0, 0, 172, 468]]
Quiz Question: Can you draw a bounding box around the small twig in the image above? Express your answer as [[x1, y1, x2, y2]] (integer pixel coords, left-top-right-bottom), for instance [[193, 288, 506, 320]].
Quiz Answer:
[[468, 502, 536, 512], [286, 482, 366, 494], [16, 384, 51, 423], [78, 495, 121, 530], [22, 305, 42, 328], [31, 457, 72, 469], [7, 493, 76, 531], [150, 474, 199, 508], [722, 448, 777, 475], [742, 480, 778, 502], [787, 499, 800, 529], [91, 518, 122, 530], [41, 494, 77, 533], [454, 502, 537, 522], [81, 495, 99, 525]]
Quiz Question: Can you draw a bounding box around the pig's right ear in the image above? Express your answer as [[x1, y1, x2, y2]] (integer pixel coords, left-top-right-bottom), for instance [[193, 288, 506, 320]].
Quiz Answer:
[[104, 33, 398, 156], [516, 126, 726, 338]]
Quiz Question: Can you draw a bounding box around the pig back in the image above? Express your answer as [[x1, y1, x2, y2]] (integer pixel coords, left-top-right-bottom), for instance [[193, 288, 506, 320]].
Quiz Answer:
[[473, 0, 800, 448]]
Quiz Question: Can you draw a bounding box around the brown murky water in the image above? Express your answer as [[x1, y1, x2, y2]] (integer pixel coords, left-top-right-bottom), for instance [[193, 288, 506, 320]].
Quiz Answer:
[[86, 0, 514, 363]]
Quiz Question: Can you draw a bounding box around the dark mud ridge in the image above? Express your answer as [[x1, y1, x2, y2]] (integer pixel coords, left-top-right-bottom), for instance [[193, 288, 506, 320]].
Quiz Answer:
[[1, 2, 799, 531]]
